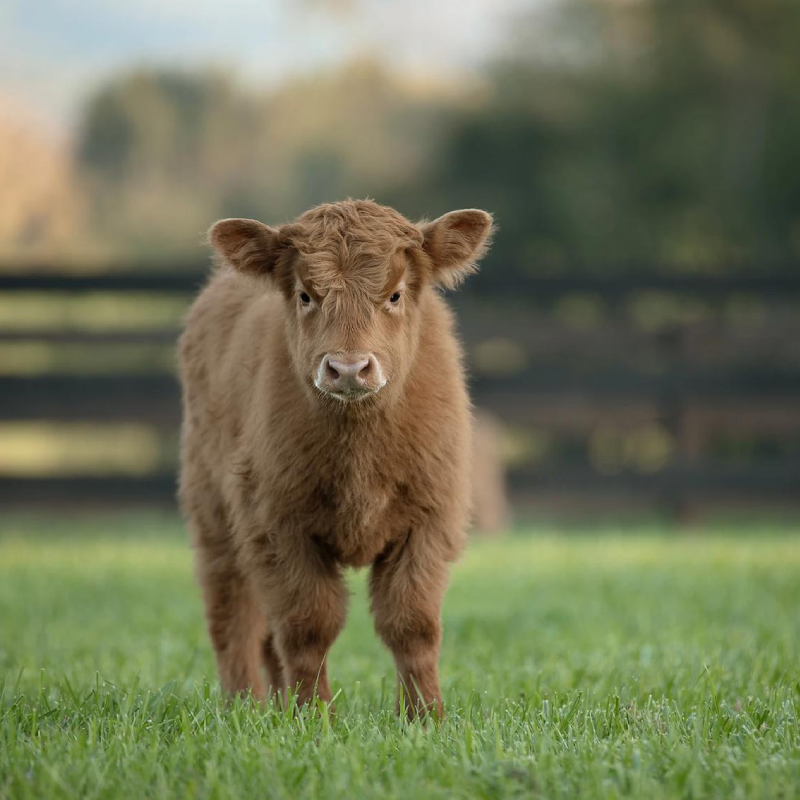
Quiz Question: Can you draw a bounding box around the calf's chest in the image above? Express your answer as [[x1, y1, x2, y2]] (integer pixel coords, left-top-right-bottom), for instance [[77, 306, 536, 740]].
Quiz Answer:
[[296, 443, 413, 567]]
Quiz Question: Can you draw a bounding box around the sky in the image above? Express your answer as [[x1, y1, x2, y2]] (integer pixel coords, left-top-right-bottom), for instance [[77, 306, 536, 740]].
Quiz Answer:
[[0, 0, 530, 134]]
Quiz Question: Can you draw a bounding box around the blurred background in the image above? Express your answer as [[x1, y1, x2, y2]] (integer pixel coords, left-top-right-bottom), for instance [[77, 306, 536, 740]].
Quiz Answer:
[[1, 0, 799, 525]]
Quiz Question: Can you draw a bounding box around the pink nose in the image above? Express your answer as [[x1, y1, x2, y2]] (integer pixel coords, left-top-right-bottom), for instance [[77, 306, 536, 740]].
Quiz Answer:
[[318, 353, 381, 394]]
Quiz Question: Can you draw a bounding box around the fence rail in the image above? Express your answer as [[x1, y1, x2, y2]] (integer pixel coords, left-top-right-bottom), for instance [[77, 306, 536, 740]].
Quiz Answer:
[[3, 268, 800, 296], [1, 267, 799, 517]]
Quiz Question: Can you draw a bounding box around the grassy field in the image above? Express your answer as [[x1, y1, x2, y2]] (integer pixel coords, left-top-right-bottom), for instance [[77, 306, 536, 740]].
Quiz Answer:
[[1, 516, 799, 799]]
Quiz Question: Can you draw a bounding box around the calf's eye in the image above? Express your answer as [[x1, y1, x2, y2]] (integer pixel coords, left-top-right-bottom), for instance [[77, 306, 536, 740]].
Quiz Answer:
[[389, 292, 401, 304], [299, 291, 311, 305]]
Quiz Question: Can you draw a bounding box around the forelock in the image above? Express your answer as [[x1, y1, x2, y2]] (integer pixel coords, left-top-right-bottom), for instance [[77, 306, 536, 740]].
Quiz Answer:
[[288, 200, 422, 297]]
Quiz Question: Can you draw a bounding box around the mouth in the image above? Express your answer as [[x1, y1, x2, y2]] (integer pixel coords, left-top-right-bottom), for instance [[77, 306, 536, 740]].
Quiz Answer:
[[322, 387, 379, 403]]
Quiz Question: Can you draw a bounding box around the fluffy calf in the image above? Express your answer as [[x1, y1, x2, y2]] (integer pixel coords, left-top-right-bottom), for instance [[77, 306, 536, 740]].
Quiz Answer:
[[178, 199, 493, 717]]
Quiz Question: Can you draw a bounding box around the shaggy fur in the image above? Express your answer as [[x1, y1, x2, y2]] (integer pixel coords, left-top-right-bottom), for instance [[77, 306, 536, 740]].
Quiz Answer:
[[178, 199, 493, 718]]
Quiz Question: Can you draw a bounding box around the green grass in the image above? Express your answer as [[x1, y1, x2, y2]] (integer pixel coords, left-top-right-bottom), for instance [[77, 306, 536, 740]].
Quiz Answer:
[[1, 516, 799, 798]]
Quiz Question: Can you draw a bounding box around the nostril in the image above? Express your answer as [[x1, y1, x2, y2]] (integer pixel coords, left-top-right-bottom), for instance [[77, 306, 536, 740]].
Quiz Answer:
[[358, 360, 371, 379], [325, 360, 340, 381]]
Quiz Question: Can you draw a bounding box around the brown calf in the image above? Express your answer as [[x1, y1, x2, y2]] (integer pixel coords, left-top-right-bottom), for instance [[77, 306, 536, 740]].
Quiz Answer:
[[178, 199, 493, 718]]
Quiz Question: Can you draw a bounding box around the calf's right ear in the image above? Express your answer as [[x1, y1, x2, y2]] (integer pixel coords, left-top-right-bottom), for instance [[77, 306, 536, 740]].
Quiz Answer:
[[207, 218, 282, 277]]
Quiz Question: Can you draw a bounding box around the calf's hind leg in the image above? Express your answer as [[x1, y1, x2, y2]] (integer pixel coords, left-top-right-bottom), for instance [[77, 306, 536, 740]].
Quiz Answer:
[[196, 551, 268, 701], [182, 464, 267, 700], [262, 631, 287, 694]]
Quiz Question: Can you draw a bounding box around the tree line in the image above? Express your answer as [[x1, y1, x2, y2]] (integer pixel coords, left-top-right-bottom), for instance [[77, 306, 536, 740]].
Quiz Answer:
[[45, 0, 800, 277]]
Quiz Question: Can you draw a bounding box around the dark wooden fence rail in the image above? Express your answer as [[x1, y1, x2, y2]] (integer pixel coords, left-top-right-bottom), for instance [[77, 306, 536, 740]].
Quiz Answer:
[[2, 268, 800, 517]]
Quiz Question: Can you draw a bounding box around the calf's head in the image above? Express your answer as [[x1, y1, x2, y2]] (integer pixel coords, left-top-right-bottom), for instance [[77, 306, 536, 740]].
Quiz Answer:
[[208, 200, 492, 407]]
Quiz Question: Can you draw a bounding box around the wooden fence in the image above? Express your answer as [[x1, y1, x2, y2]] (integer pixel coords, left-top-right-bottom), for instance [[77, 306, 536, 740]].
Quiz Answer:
[[1, 268, 799, 518]]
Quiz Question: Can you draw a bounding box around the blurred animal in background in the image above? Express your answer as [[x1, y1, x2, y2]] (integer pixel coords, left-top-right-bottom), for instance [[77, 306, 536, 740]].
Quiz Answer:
[[471, 410, 511, 536], [178, 199, 493, 718]]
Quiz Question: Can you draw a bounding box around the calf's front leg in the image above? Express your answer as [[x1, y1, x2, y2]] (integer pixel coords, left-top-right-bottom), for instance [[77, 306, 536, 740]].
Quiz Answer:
[[370, 538, 449, 720], [252, 539, 348, 708]]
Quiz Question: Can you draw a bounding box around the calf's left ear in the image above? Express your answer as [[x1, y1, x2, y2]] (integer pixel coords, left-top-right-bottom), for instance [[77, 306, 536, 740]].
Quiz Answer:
[[420, 209, 494, 289]]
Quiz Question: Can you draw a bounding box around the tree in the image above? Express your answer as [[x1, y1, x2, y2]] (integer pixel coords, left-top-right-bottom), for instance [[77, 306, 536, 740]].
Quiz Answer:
[[406, 0, 800, 277]]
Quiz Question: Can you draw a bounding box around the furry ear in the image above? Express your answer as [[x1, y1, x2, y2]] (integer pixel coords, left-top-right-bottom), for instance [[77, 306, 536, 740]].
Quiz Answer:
[[420, 209, 494, 289], [207, 218, 282, 276]]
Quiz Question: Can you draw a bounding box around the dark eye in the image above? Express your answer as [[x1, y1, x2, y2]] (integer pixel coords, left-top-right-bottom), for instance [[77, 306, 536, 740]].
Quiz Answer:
[[299, 291, 311, 305], [389, 292, 401, 304]]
